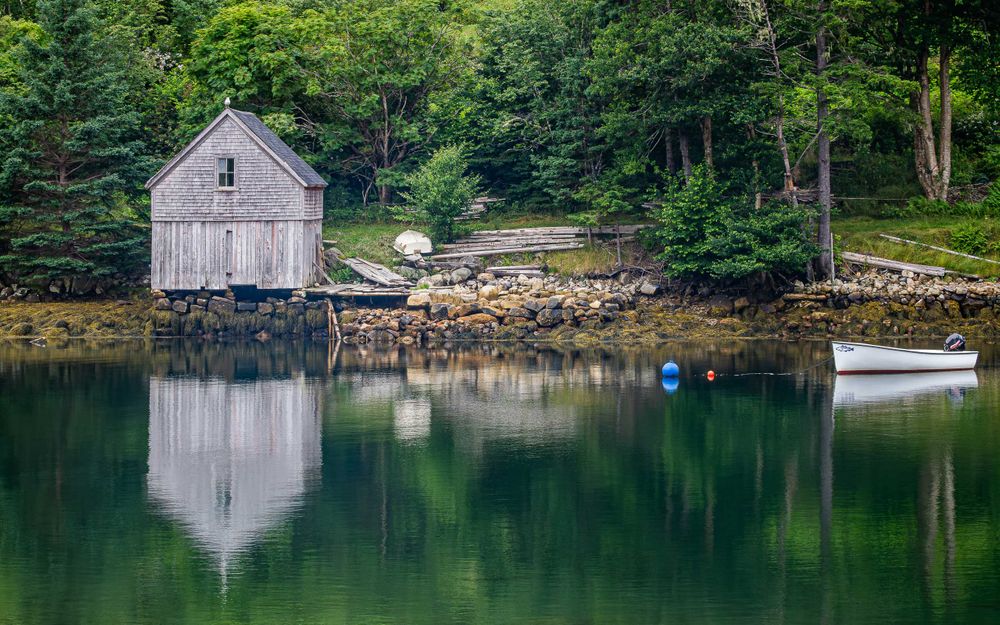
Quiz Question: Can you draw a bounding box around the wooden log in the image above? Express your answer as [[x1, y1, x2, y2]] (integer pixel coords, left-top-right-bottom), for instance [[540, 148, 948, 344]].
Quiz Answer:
[[879, 233, 1000, 266], [840, 251, 946, 277], [783, 293, 829, 301], [431, 242, 585, 260], [488, 269, 545, 277], [485, 264, 542, 271], [467, 225, 649, 236]]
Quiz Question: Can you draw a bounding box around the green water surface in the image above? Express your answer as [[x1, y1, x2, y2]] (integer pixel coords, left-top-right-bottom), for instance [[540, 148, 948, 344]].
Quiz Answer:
[[1, 340, 998, 625]]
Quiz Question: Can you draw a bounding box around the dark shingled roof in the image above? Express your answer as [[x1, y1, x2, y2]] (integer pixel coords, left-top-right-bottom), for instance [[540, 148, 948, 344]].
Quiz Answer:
[[232, 110, 327, 188]]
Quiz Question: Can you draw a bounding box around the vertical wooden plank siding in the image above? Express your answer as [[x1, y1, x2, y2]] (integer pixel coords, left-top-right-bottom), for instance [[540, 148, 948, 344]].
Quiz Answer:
[[151, 220, 320, 290]]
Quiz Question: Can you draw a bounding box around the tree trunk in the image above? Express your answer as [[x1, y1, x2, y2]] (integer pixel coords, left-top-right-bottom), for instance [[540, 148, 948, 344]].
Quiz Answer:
[[914, 45, 939, 199], [701, 116, 713, 170], [936, 45, 952, 201], [378, 184, 391, 205], [664, 127, 676, 175], [678, 129, 692, 182], [816, 0, 833, 280]]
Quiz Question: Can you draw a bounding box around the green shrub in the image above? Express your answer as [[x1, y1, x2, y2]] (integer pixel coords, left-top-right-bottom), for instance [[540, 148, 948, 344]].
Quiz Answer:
[[395, 146, 481, 244], [950, 222, 989, 255], [647, 166, 818, 282]]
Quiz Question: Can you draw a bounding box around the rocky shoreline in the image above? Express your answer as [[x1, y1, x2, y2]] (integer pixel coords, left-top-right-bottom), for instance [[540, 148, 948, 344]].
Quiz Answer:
[[3, 267, 1000, 342]]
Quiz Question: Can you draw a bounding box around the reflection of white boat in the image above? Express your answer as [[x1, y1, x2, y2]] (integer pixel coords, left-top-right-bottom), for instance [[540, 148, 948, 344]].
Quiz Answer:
[[832, 341, 978, 374], [833, 370, 979, 405]]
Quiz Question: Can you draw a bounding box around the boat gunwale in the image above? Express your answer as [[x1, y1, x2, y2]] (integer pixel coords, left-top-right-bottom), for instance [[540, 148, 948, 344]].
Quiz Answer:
[[831, 340, 979, 356]]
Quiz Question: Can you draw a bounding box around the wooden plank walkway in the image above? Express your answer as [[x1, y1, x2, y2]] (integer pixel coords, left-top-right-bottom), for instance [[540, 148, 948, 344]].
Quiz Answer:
[[341, 257, 413, 287]]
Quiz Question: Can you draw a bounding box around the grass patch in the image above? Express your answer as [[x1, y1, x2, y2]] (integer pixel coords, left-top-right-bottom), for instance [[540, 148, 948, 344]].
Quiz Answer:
[[546, 242, 647, 276], [323, 212, 585, 269], [323, 222, 404, 268], [834, 216, 1000, 278]]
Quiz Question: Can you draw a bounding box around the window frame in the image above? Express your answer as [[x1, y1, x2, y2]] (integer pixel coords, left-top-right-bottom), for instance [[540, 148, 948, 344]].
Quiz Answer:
[[215, 155, 237, 190]]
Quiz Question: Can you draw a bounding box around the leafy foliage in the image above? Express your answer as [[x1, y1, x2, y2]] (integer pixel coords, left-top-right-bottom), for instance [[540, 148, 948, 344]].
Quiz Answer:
[[949, 222, 989, 256], [397, 146, 480, 244], [648, 167, 817, 281]]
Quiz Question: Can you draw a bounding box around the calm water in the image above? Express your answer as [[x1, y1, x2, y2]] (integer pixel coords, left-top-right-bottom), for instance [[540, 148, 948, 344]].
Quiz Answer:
[[1, 339, 999, 625]]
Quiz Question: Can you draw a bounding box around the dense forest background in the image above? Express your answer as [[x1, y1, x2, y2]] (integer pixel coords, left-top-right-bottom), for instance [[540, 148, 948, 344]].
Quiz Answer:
[[0, 0, 998, 286]]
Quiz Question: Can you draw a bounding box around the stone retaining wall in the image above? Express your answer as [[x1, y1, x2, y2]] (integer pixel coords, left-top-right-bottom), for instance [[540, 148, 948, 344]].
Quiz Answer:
[[149, 290, 331, 339]]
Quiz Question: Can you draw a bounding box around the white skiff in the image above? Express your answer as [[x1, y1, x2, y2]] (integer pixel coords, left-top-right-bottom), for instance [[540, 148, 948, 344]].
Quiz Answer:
[[832, 341, 978, 374]]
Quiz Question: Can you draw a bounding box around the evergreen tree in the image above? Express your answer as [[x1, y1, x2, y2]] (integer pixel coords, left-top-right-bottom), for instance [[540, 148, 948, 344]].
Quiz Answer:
[[0, 0, 149, 287]]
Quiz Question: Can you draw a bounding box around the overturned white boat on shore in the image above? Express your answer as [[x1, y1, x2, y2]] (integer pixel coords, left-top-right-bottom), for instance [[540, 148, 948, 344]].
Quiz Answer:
[[832, 341, 978, 374]]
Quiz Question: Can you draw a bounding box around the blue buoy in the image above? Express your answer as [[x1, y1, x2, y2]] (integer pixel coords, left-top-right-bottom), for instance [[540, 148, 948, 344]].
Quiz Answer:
[[661, 377, 679, 395], [661, 360, 679, 378]]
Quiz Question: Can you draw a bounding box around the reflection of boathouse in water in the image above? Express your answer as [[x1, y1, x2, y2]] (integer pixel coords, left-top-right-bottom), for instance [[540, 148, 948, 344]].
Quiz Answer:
[[147, 375, 322, 575]]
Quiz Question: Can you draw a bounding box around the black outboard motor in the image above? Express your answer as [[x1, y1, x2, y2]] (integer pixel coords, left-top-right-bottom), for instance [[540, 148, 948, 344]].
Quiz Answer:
[[944, 333, 966, 352]]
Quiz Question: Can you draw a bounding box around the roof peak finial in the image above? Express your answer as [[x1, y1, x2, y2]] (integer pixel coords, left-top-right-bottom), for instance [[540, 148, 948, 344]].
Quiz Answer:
[[224, 97, 231, 109]]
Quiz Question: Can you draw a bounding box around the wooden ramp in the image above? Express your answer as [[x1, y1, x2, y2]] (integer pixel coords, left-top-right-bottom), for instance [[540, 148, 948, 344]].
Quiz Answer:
[[341, 257, 413, 287]]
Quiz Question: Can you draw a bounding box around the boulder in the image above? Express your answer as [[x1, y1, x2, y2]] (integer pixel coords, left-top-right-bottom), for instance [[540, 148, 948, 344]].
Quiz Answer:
[[507, 307, 534, 319], [535, 308, 562, 327], [523, 298, 545, 313], [457, 313, 497, 325], [237, 301, 257, 312], [639, 282, 661, 296], [429, 273, 448, 287], [171, 300, 189, 314], [407, 292, 432, 309], [396, 265, 423, 280], [71, 275, 98, 295], [480, 305, 505, 318], [430, 303, 451, 320], [478, 284, 501, 301], [257, 302, 274, 315], [450, 267, 473, 283], [450, 303, 480, 319], [545, 295, 565, 309], [208, 296, 236, 315], [733, 296, 750, 312], [154, 298, 172, 311], [707, 294, 733, 315]]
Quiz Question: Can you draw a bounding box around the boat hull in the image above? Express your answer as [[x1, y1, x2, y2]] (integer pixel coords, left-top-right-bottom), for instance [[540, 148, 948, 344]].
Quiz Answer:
[[832, 341, 978, 374]]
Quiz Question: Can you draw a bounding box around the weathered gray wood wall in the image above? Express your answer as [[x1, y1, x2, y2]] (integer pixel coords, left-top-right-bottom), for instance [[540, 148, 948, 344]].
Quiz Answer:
[[151, 219, 322, 290], [150, 115, 323, 290]]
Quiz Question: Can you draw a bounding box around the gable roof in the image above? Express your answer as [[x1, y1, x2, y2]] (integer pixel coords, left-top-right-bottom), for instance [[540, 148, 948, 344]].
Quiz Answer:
[[145, 108, 327, 190]]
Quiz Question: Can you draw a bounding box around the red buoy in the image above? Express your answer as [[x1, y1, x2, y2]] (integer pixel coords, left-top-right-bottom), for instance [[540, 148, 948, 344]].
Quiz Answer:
[[707, 370, 716, 381]]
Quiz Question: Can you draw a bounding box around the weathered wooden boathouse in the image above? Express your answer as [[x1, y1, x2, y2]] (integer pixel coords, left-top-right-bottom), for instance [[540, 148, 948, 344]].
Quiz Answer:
[[146, 101, 327, 292]]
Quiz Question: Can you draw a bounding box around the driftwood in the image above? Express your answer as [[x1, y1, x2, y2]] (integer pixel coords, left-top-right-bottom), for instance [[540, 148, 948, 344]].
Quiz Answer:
[[879, 234, 1000, 266], [840, 251, 946, 277], [341, 257, 413, 287]]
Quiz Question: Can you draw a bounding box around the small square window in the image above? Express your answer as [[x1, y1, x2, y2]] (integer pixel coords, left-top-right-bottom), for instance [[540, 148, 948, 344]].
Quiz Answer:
[[217, 157, 235, 188]]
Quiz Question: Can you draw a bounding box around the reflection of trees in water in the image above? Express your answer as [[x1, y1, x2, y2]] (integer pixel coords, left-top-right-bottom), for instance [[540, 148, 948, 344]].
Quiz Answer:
[[147, 375, 322, 579], [3, 340, 999, 622]]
